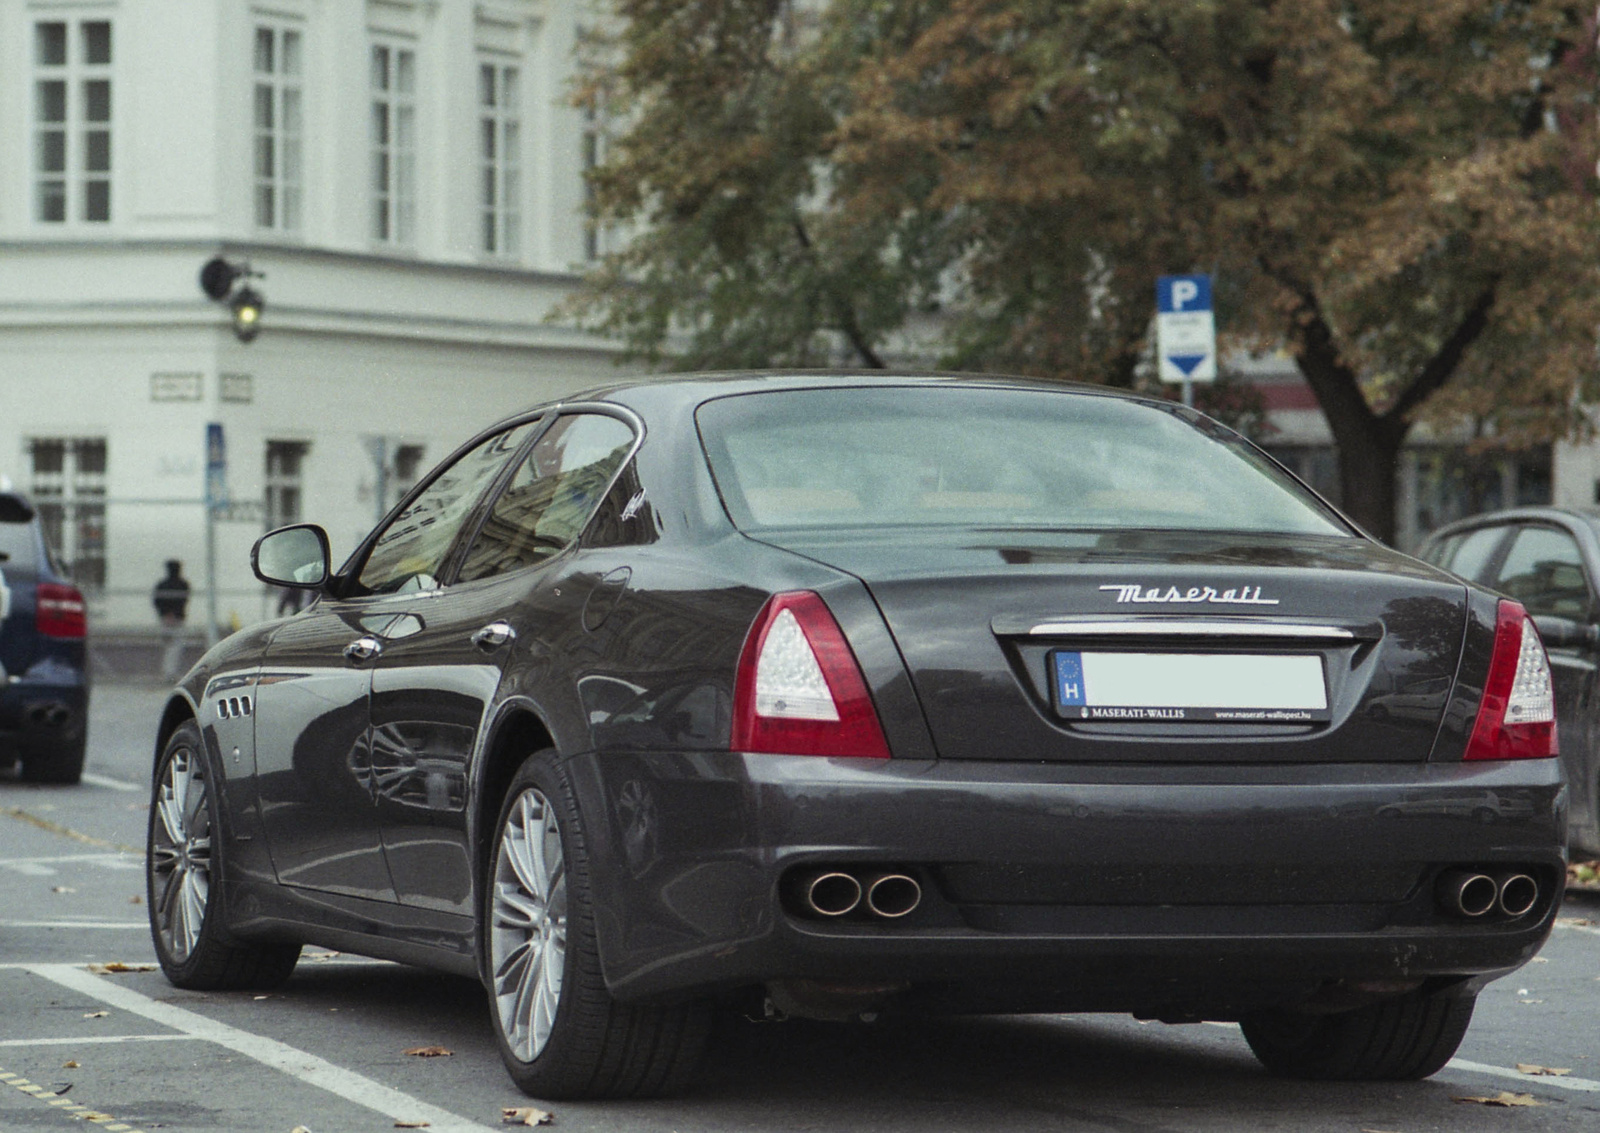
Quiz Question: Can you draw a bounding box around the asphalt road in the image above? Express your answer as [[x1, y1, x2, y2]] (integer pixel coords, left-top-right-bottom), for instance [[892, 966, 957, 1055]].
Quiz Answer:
[[2, 682, 1600, 1132]]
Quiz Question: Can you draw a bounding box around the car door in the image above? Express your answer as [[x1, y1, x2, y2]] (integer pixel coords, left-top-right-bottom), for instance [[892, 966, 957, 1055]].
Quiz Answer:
[[252, 420, 538, 902], [1485, 523, 1600, 844], [370, 411, 639, 913]]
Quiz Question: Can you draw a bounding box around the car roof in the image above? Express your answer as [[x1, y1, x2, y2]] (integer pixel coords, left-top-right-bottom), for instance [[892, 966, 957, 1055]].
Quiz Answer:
[[1422, 505, 1600, 542], [517, 370, 1169, 419]]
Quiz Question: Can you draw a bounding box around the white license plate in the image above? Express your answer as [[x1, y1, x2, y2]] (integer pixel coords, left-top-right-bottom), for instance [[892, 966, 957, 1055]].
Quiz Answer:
[[1052, 651, 1328, 722]]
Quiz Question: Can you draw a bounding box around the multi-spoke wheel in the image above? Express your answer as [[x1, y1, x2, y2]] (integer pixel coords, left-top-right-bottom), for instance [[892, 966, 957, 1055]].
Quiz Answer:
[[484, 752, 709, 1099], [147, 720, 300, 990], [490, 787, 569, 1062]]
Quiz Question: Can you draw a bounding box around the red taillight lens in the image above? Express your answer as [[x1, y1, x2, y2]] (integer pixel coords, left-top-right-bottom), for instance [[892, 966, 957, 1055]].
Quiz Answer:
[[1463, 599, 1557, 761], [35, 581, 87, 639], [731, 591, 891, 759]]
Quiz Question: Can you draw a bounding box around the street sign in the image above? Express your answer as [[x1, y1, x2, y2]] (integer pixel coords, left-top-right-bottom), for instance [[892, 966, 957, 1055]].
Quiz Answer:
[[205, 422, 229, 510], [1156, 274, 1216, 384]]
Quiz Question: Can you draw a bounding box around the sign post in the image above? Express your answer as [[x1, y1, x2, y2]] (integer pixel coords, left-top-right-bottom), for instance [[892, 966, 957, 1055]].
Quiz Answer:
[[1156, 274, 1217, 408], [204, 423, 228, 647]]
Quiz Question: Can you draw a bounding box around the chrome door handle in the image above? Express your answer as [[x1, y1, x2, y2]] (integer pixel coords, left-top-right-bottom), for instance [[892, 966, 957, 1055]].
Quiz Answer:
[[344, 635, 383, 664], [471, 621, 516, 651]]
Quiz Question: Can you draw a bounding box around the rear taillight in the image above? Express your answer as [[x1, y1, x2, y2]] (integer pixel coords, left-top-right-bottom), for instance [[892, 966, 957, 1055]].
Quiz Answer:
[[732, 591, 890, 758], [35, 581, 87, 639], [1463, 599, 1556, 761]]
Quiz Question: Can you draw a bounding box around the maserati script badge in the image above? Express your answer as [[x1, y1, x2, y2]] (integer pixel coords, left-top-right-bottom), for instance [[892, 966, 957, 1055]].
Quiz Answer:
[[1099, 584, 1279, 606]]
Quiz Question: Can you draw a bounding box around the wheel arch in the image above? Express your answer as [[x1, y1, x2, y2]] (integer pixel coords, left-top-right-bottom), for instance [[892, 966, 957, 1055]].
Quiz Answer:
[[154, 694, 199, 769], [472, 704, 557, 978]]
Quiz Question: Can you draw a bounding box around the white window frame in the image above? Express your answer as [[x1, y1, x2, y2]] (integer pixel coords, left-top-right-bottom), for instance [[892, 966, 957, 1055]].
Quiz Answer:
[[265, 440, 309, 531], [33, 17, 113, 225], [581, 98, 610, 262], [478, 57, 522, 258], [253, 21, 304, 233], [28, 437, 107, 590], [370, 38, 417, 247]]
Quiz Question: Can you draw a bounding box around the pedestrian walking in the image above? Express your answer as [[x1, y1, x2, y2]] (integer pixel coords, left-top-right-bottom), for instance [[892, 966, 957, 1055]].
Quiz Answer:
[[152, 559, 191, 681]]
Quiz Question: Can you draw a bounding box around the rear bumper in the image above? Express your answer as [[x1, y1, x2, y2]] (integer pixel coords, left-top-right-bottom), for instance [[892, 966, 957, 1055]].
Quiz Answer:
[[571, 752, 1566, 1013], [0, 656, 88, 753]]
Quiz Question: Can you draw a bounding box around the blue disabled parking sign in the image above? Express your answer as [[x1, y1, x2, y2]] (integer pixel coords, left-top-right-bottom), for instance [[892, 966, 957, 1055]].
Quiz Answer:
[[1156, 274, 1216, 384]]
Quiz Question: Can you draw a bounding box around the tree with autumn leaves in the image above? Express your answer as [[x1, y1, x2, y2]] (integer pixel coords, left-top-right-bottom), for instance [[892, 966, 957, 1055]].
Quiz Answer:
[[570, 0, 1600, 542]]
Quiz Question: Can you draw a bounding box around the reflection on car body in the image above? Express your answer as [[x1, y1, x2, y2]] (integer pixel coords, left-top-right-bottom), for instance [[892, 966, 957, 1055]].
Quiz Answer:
[[144, 374, 1564, 1100]]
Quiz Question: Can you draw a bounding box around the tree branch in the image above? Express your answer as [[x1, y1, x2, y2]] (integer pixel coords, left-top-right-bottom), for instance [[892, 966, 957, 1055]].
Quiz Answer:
[[1385, 284, 1498, 422], [793, 216, 889, 369]]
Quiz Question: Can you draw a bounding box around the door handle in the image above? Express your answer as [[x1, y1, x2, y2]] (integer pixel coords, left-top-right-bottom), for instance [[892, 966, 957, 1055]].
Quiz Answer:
[[471, 621, 516, 651], [344, 635, 383, 664]]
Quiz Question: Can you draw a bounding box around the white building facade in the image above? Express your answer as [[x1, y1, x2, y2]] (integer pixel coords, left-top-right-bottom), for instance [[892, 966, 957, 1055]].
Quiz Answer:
[[0, 0, 622, 636]]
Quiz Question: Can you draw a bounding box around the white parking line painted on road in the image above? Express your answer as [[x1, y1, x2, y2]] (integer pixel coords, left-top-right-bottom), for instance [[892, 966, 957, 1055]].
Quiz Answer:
[[1447, 1057, 1600, 1093], [0, 921, 148, 929], [0, 1034, 196, 1047], [23, 964, 501, 1133], [80, 771, 140, 793], [0, 852, 142, 874]]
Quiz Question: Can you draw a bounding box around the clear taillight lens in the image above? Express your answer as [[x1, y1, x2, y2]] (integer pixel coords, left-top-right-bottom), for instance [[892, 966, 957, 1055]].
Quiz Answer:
[[732, 591, 890, 759], [1463, 599, 1557, 760], [35, 581, 87, 639]]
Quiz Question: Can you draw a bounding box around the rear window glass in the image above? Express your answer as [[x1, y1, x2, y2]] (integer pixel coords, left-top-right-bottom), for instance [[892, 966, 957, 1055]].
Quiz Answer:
[[696, 386, 1350, 537], [0, 516, 38, 569]]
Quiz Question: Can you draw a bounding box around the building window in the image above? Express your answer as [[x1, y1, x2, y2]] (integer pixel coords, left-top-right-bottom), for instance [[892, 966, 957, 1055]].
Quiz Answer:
[[34, 19, 113, 224], [390, 443, 426, 510], [265, 441, 309, 530], [371, 42, 417, 245], [254, 23, 303, 232], [581, 99, 608, 262], [29, 438, 107, 590], [479, 60, 521, 256]]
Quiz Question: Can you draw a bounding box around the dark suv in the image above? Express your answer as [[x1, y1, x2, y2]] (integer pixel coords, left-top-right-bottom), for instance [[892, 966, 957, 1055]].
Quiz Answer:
[[0, 491, 90, 783]]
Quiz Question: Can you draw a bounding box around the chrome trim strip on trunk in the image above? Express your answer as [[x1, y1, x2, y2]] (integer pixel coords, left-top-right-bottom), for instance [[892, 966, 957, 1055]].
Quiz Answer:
[[1026, 620, 1356, 639]]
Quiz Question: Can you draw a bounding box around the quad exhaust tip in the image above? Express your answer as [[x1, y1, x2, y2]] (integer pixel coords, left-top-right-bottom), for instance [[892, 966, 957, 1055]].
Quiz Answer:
[[796, 869, 922, 921], [1437, 868, 1540, 920]]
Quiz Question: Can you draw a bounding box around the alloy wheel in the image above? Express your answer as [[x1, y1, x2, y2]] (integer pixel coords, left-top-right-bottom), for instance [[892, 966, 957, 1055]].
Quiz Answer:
[[490, 788, 569, 1062], [149, 745, 212, 962]]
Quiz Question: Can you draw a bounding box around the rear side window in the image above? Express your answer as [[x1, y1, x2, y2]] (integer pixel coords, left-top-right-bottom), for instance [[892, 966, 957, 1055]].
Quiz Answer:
[[1443, 525, 1508, 582], [696, 387, 1350, 537], [457, 413, 636, 582], [1491, 526, 1593, 619]]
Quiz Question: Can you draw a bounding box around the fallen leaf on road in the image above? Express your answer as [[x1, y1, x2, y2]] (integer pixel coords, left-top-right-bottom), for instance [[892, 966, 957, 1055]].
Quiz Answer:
[[87, 962, 155, 974], [1560, 917, 1596, 927], [51, 886, 76, 894], [1518, 998, 1545, 1005], [395, 1123, 431, 1129], [291, 1126, 315, 1132], [1455, 1092, 1544, 1107], [1517, 1063, 1571, 1076], [502, 1107, 553, 1126], [403, 1046, 453, 1058], [1531, 957, 1549, 963], [129, 895, 142, 905], [82, 1011, 108, 1019], [62, 1061, 78, 1069]]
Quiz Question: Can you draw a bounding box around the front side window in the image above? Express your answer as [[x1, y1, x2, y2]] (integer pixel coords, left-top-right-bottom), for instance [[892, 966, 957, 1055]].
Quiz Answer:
[[1492, 526, 1593, 619], [254, 23, 304, 232], [371, 41, 417, 245], [29, 437, 106, 589], [34, 19, 112, 224], [458, 414, 636, 582], [358, 423, 536, 594], [698, 387, 1351, 538], [478, 59, 521, 256]]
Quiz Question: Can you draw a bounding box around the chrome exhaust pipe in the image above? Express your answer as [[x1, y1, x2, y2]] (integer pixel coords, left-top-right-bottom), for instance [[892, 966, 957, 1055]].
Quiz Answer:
[[1437, 870, 1498, 918], [1495, 872, 1539, 918], [801, 871, 862, 917], [863, 873, 922, 919]]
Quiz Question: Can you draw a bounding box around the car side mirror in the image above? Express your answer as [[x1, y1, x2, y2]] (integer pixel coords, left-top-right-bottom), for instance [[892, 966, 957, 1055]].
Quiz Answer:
[[1528, 613, 1600, 652], [253, 524, 331, 589]]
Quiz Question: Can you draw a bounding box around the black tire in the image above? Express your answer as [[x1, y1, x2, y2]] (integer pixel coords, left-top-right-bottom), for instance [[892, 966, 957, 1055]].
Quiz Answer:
[[19, 731, 86, 785], [484, 751, 710, 1099], [1240, 985, 1476, 1080], [147, 720, 301, 990]]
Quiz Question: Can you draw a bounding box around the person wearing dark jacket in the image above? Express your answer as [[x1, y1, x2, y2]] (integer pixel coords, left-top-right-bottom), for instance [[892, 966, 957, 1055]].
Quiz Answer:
[[153, 559, 190, 681]]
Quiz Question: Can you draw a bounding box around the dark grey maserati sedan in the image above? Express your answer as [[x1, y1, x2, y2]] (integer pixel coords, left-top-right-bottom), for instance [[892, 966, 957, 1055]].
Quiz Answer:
[[146, 374, 1565, 1099]]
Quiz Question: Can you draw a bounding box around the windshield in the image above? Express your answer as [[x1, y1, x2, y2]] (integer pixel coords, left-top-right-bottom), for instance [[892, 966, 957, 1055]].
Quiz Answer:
[[696, 386, 1350, 538]]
